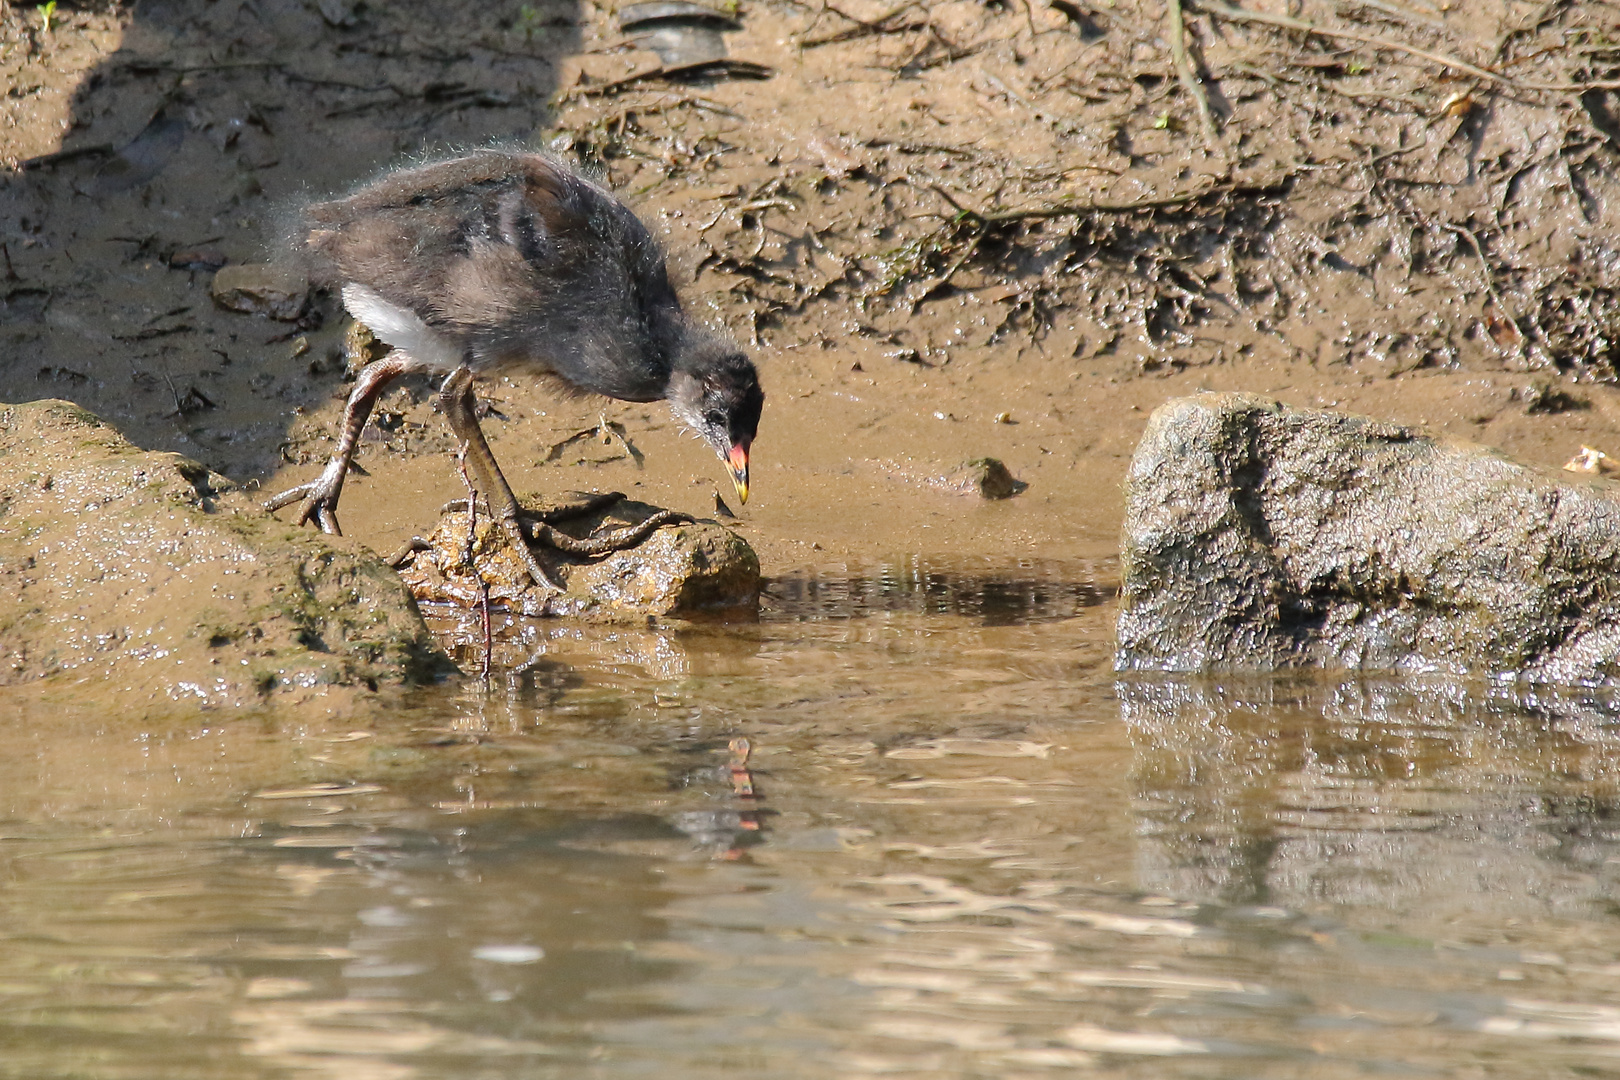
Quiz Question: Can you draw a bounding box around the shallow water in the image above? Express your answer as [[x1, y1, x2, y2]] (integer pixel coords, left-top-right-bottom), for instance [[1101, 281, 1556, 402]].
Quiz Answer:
[[6, 560, 1620, 1079]]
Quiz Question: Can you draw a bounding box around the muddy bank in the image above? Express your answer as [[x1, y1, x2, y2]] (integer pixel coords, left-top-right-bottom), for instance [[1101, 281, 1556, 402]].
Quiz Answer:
[[3, 0, 1620, 581], [0, 398, 450, 710]]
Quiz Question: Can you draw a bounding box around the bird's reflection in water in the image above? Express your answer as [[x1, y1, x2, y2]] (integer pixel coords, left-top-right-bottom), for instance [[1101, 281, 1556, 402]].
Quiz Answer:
[[669, 738, 766, 860]]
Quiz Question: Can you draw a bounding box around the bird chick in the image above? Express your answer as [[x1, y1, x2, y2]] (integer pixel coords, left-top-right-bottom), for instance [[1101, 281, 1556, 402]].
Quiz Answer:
[[266, 148, 763, 589]]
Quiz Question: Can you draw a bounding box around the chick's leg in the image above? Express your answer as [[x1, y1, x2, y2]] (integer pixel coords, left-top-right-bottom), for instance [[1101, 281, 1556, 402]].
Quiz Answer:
[[265, 353, 416, 535], [436, 365, 562, 591]]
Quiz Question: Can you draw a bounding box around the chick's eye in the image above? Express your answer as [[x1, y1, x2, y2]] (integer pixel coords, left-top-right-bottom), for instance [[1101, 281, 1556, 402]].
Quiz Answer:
[[703, 410, 726, 429]]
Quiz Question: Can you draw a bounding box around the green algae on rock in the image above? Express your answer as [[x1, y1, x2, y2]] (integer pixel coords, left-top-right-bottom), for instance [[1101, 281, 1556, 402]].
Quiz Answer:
[[0, 399, 452, 709], [1117, 393, 1620, 683]]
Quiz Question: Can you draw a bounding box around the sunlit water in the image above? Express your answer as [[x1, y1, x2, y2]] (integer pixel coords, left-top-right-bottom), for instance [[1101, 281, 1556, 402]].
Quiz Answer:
[[6, 558, 1620, 1078]]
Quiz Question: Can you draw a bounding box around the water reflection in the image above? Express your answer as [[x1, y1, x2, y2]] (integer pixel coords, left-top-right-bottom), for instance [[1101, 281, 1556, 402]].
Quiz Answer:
[[240, 810, 686, 1061], [12, 566, 1620, 1078], [1121, 676, 1620, 914], [765, 557, 1115, 624]]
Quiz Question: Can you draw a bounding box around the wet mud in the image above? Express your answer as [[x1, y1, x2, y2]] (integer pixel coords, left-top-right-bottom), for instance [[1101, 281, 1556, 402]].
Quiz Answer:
[[0, 398, 450, 709]]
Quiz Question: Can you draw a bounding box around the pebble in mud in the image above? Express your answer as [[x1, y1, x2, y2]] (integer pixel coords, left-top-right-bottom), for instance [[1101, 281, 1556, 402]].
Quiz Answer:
[[943, 458, 1027, 500], [209, 263, 311, 321]]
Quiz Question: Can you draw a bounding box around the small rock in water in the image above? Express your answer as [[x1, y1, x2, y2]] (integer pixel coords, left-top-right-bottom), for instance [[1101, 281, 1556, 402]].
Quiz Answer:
[[396, 494, 760, 619], [210, 263, 310, 321], [945, 458, 1026, 500]]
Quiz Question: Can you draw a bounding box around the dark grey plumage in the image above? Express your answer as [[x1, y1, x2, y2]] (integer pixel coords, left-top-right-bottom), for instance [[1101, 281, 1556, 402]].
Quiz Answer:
[[267, 149, 764, 588]]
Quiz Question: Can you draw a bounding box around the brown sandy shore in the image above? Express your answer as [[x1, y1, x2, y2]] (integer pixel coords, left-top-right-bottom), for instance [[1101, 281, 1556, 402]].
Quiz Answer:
[[4, 0, 1620, 578]]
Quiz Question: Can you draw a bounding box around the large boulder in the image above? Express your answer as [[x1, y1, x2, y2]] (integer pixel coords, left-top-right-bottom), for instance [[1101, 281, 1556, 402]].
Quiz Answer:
[[1116, 393, 1620, 682], [0, 400, 451, 710]]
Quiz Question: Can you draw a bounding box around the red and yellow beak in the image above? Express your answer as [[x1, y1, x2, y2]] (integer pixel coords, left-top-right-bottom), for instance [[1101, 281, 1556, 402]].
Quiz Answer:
[[726, 444, 750, 505]]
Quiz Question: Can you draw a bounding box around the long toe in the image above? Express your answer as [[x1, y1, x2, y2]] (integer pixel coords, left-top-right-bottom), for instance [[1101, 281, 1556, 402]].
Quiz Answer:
[[530, 510, 694, 556], [265, 481, 344, 534], [502, 518, 564, 591], [263, 483, 316, 513]]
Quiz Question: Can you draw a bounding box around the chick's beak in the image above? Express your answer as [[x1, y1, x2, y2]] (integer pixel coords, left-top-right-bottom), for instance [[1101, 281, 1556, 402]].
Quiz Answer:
[[726, 444, 750, 504]]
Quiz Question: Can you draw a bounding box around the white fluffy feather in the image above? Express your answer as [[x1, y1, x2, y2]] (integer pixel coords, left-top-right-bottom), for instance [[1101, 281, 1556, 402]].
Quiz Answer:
[[342, 283, 463, 372]]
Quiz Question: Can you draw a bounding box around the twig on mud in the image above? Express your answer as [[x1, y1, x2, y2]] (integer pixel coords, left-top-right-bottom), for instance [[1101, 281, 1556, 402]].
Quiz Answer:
[[866, 138, 981, 159], [703, 196, 801, 239], [1441, 222, 1506, 312], [928, 182, 977, 218], [561, 59, 773, 100], [597, 413, 645, 469], [16, 142, 114, 171], [1441, 221, 1535, 358], [543, 418, 645, 466], [799, 1, 925, 47], [1338, 0, 1448, 33], [909, 229, 984, 311], [1166, 0, 1222, 151], [739, 197, 800, 215], [1192, 0, 1620, 92], [1020, 0, 1043, 40], [1363, 131, 1428, 166], [936, 177, 1289, 226]]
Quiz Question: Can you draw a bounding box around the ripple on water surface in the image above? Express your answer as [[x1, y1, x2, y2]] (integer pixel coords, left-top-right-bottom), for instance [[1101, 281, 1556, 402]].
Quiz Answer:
[[3, 559, 1620, 1078]]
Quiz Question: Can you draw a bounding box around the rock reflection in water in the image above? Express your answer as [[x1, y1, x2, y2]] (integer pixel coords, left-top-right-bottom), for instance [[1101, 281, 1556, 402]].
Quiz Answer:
[[426, 611, 756, 688], [767, 557, 1115, 624], [1121, 676, 1620, 914]]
